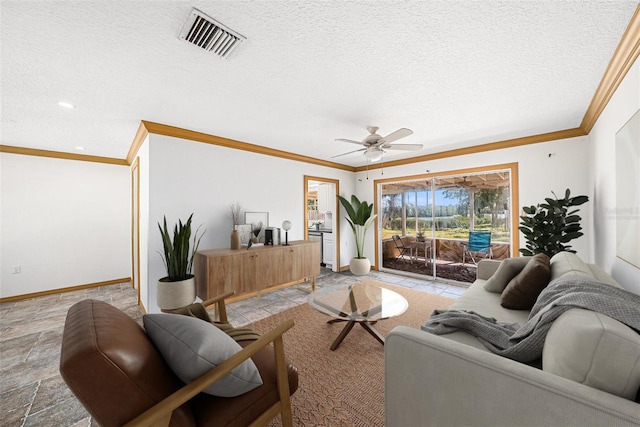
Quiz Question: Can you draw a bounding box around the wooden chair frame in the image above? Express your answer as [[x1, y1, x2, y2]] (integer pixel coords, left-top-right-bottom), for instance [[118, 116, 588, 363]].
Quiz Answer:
[[123, 292, 295, 427]]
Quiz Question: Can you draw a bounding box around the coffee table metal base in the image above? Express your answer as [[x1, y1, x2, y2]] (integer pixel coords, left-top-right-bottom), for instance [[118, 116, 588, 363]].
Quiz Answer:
[[327, 318, 385, 351]]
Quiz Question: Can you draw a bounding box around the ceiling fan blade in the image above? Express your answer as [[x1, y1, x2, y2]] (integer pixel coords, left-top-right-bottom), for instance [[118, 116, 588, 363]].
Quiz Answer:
[[335, 138, 364, 145], [331, 148, 366, 158], [383, 143, 423, 151], [380, 128, 413, 144]]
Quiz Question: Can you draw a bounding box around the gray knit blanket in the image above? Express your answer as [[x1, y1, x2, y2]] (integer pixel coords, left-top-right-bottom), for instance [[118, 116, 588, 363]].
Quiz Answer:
[[422, 275, 640, 363]]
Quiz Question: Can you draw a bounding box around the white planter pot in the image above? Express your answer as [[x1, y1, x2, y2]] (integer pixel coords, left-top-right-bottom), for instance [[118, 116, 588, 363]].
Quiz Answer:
[[157, 276, 196, 310], [349, 257, 371, 276]]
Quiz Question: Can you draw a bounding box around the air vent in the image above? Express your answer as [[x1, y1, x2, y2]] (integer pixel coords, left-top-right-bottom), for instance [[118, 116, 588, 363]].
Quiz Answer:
[[179, 8, 246, 59]]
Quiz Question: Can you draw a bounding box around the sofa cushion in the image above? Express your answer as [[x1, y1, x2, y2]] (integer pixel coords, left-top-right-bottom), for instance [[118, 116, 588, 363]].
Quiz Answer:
[[543, 308, 640, 401], [143, 313, 263, 397], [484, 257, 531, 293], [501, 253, 551, 310], [549, 251, 594, 281]]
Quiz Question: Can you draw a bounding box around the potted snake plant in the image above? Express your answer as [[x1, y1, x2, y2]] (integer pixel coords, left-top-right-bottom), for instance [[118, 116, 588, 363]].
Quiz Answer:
[[338, 194, 377, 275], [157, 213, 205, 310]]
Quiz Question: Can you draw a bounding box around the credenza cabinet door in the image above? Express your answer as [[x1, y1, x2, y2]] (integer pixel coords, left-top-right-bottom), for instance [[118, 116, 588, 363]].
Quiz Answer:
[[195, 241, 320, 300]]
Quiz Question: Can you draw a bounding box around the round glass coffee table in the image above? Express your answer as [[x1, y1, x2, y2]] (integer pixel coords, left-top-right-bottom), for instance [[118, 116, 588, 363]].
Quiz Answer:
[[308, 282, 409, 351]]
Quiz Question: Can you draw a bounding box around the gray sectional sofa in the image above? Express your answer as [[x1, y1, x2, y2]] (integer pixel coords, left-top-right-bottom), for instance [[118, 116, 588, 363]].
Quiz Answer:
[[385, 252, 640, 426]]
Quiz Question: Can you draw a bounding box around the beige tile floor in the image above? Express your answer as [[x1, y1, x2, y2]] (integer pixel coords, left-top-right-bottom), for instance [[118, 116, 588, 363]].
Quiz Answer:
[[0, 268, 465, 426]]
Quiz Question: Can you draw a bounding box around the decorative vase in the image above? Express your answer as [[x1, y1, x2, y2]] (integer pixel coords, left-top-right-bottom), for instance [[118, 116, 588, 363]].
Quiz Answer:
[[157, 276, 196, 310], [230, 229, 241, 249], [349, 257, 371, 275], [315, 224, 320, 230]]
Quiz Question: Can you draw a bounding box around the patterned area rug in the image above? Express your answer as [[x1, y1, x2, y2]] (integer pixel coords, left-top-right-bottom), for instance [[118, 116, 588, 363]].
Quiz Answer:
[[247, 280, 455, 427]]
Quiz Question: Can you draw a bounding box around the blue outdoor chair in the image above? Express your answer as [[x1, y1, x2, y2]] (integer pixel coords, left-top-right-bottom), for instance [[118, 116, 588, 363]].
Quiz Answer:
[[462, 231, 492, 265]]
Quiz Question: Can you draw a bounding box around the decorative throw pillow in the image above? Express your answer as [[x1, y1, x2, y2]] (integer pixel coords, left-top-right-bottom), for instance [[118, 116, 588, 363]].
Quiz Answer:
[[500, 253, 551, 310], [483, 257, 532, 293], [143, 313, 262, 397]]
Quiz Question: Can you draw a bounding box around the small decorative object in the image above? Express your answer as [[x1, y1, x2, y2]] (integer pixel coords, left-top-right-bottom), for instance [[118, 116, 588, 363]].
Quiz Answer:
[[337, 194, 377, 275], [519, 189, 589, 257], [416, 230, 425, 242], [228, 202, 243, 250], [237, 224, 252, 245], [157, 214, 205, 310], [251, 221, 263, 243], [312, 220, 323, 230], [282, 220, 292, 245]]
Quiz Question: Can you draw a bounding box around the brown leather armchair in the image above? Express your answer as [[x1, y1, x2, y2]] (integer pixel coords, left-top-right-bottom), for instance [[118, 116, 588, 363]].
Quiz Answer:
[[59, 293, 298, 427]]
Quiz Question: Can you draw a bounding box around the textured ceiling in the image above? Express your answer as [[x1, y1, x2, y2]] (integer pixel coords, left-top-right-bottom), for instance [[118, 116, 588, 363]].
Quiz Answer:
[[1, 1, 638, 167]]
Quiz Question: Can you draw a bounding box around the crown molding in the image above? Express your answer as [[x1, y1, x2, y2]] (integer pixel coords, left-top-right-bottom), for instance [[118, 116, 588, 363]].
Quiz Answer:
[[140, 121, 356, 172], [126, 121, 149, 165], [0, 145, 128, 166], [354, 127, 585, 172], [581, 3, 640, 133]]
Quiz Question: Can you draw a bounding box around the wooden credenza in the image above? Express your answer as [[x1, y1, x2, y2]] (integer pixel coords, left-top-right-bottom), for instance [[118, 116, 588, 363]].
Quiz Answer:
[[195, 240, 320, 300]]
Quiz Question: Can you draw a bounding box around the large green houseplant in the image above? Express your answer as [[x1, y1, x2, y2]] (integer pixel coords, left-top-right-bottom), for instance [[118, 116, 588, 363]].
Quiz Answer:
[[157, 213, 205, 309], [519, 189, 588, 257], [338, 194, 377, 275]]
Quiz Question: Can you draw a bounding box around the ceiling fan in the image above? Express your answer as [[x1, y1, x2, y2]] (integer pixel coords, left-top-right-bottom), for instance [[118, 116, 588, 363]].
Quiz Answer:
[[333, 126, 423, 162]]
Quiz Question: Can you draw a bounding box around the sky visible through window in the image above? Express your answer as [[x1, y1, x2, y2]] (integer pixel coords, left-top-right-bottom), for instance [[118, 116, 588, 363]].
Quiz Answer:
[[404, 190, 461, 207]]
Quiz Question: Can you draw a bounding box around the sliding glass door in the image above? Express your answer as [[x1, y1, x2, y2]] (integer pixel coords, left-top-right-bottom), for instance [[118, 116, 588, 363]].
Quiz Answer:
[[378, 166, 515, 283]]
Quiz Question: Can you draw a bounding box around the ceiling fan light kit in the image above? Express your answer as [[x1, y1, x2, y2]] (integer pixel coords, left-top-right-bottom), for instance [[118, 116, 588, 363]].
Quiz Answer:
[[364, 148, 384, 162], [333, 126, 423, 163]]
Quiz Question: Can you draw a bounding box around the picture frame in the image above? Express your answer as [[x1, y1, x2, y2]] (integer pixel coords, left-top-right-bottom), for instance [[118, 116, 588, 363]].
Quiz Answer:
[[237, 224, 252, 245], [615, 109, 640, 268]]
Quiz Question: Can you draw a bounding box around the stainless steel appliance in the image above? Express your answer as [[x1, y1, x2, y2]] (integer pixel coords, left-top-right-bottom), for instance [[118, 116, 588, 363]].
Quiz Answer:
[[308, 230, 324, 266]]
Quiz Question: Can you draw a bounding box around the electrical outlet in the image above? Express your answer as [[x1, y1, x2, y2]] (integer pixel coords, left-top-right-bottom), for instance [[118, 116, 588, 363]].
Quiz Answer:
[[12, 265, 21, 274]]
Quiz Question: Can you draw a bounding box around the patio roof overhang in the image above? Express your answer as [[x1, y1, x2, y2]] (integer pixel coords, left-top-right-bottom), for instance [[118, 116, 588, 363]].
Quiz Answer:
[[381, 171, 510, 195]]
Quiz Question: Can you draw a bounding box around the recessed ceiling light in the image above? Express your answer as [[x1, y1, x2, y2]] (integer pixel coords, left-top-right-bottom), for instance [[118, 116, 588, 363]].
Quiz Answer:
[[58, 101, 76, 109], [75, 146, 85, 151]]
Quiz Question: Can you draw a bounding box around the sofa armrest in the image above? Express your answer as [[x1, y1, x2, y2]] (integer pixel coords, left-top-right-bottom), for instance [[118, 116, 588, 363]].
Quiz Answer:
[[385, 326, 640, 427], [476, 259, 502, 280], [124, 319, 295, 427]]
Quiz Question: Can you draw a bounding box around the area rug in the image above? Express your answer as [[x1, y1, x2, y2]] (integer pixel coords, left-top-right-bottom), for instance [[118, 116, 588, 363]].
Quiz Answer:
[[246, 280, 455, 427]]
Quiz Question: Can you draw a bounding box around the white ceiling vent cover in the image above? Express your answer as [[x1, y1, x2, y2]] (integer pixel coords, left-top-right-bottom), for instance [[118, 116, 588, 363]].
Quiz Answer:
[[179, 8, 246, 59]]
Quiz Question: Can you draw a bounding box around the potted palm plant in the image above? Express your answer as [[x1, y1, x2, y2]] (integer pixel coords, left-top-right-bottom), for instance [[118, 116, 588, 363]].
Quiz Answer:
[[157, 213, 205, 310], [337, 194, 377, 275]]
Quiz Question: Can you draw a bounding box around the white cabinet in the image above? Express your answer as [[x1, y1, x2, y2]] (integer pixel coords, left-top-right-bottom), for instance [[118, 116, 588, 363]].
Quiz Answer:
[[323, 232, 333, 265], [317, 184, 331, 212]]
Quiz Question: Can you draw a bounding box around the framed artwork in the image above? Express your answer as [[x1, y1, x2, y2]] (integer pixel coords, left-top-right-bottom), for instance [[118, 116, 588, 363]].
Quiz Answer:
[[615, 108, 640, 268], [237, 224, 252, 245], [245, 212, 269, 242]]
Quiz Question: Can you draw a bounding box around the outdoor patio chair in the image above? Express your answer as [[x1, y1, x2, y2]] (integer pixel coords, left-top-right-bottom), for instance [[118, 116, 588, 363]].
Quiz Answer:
[[462, 231, 492, 265], [392, 235, 412, 263]]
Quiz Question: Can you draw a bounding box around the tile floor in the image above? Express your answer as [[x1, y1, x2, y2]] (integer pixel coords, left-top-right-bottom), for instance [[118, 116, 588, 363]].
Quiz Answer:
[[0, 268, 465, 426]]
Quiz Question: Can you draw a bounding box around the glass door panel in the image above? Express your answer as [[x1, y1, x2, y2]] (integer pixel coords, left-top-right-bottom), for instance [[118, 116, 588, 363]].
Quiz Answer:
[[380, 169, 512, 284]]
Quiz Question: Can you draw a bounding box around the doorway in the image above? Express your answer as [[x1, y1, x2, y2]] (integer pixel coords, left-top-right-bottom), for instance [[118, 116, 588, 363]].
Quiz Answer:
[[304, 176, 340, 272], [375, 163, 519, 283]]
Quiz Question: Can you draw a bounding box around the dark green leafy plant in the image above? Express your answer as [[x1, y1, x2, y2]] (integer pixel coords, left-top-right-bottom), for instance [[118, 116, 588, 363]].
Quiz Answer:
[[337, 195, 377, 259], [519, 189, 588, 257], [158, 213, 205, 281]]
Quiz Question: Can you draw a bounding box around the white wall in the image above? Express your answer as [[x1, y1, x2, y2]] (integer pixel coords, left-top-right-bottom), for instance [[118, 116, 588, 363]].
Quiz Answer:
[[589, 58, 640, 294], [0, 153, 130, 298], [353, 136, 592, 266], [143, 134, 354, 313]]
